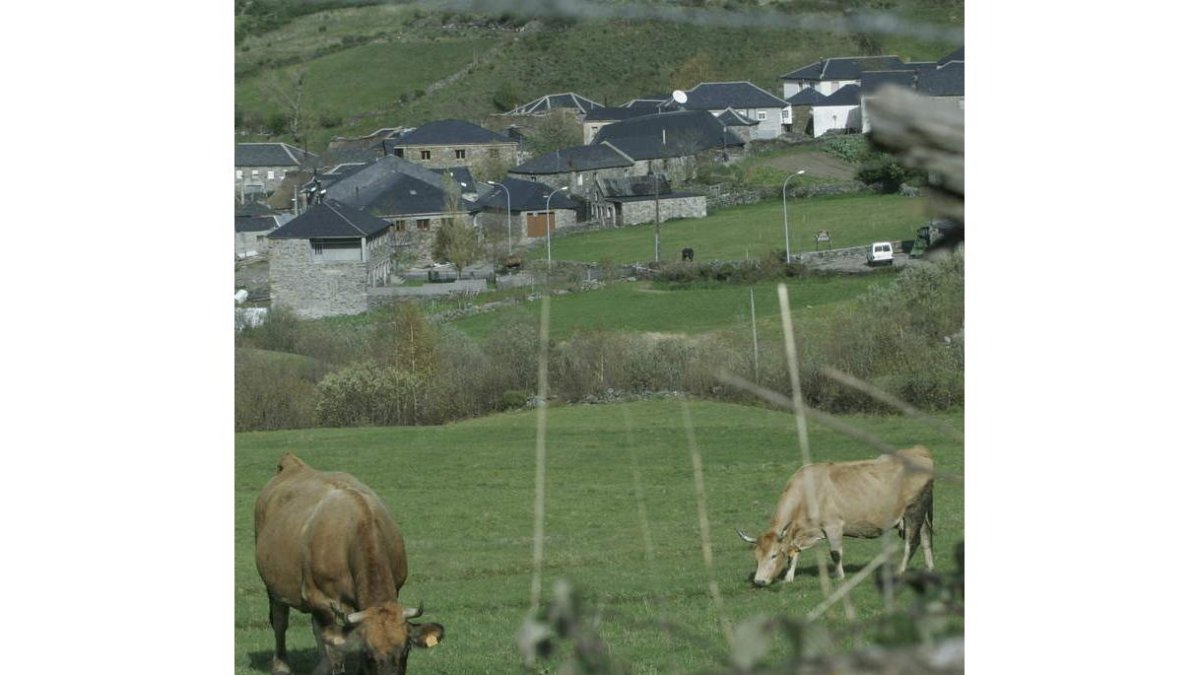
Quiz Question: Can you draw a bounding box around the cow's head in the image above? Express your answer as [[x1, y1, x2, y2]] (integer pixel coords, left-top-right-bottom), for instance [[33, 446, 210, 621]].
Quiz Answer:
[[738, 524, 791, 587], [325, 602, 445, 674], [738, 524, 825, 587]]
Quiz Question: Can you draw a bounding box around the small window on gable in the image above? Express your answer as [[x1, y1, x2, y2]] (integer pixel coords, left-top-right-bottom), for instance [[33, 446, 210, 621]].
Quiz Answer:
[[454, 149, 466, 159], [756, 111, 768, 121], [420, 150, 431, 160]]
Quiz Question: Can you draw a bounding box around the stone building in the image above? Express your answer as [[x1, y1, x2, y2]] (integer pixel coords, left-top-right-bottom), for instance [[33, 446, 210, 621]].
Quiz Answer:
[[267, 199, 392, 319], [471, 177, 583, 250], [508, 142, 635, 193], [235, 142, 318, 202], [385, 119, 519, 171]]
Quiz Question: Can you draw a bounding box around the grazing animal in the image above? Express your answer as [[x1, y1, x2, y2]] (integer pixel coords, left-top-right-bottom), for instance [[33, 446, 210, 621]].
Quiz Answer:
[[255, 453, 444, 675], [737, 445, 934, 586], [681, 247, 694, 262]]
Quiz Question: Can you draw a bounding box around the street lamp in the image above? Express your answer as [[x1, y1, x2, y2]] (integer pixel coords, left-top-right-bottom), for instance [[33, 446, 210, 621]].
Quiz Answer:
[[486, 180, 512, 254], [544, 186, 568, 272], [782, 170, 806, 262]]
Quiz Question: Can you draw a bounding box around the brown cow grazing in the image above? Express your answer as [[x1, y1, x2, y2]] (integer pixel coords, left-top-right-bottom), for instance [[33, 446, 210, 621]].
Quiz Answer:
[[255, 453, 445, 675], [737, 445, 934, 587]]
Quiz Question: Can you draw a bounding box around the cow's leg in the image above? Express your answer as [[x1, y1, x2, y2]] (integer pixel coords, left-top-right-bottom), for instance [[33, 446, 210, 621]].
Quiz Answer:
[[783, 550, 799, 582], [919, 513, 935, 571], [823, 525, 845, 580], [268, 597, 292, 675]]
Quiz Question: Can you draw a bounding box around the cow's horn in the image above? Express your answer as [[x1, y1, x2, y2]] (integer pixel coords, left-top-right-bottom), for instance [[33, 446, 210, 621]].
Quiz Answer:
[[736, 528, 756, 544], [346, 610, 368, 625], [403, 603, 424, 619]]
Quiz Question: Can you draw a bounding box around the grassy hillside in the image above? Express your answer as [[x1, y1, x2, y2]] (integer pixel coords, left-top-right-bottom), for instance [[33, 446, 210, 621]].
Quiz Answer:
[[546, 193, 928, 265], [235, 399, 963, 673], [234, 1, 963, 149]]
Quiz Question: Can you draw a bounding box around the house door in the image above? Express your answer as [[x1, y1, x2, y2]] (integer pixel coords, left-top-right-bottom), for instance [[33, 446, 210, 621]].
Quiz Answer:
[[526, 211, 556, 237]]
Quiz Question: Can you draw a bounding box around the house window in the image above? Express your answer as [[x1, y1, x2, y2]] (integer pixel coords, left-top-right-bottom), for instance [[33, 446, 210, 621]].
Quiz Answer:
[[394, 148, 405, 158], [756, 111, 768, 121], [236, 170, 243, 179], [454, 149, 466, 159], [420, 150, 431, 160], [267, 170, 276, 180], [393, 219, 406, 232], [312, 240, 324, 255], [417, 219, 431, 231], [251, 169, 260, 177]]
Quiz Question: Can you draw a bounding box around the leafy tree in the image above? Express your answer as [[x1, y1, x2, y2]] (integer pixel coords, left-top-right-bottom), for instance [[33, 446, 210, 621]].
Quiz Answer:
[[433, 174, 484, 276], [525, 109, 584, 156]]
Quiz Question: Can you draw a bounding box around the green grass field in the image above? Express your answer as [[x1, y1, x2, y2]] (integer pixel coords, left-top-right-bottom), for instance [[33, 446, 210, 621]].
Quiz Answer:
[[235, 400, 963, 674], [448, 273, 897, 341], [547, 194, 930, 266]]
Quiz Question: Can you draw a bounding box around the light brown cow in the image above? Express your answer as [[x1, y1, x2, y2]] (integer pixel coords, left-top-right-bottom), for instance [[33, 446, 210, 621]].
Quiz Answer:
[[737, 445, 934, 586], [255, 453, 444, 675]]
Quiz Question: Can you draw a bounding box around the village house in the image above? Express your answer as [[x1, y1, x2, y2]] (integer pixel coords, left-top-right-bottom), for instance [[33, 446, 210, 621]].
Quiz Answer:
[[471, 177, 583, 248], [677, 82, 792, 140], [582, 106, 651, 144], [267, 199, 392, 319], [593, 174, 707, 228], [779, 55, 907, 99], [235, 142, 318, 202], [235, 201, 294, 259], [590, 109, 744, 185], [314, 155, 478, 265], [508, 142, 635, 192], [385, 119, 519, 171], [809, 84, 863, 136]]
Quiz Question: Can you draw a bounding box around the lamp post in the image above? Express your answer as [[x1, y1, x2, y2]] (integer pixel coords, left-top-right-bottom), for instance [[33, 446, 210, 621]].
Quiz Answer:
[[544, 186, 568, 272], [486, 180, 512, 254], [782, 170, 805, 262]]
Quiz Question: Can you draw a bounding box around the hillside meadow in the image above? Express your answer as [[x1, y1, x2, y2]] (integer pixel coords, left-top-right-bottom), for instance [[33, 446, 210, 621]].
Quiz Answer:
[[546, 193, 930, 265], [235, 399, 963, 673]]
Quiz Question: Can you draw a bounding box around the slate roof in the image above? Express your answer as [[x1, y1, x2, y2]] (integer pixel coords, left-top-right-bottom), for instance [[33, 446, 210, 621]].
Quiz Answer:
[[682, 82, 789, 110], [583, 106, 651, 122], [622, 97, 676, 113], [235, 200, 275, 217], [235, 214, 278, 234], [786, 88, 828, 105], [320, 156, 476, 217], [781, 56, 906, 82], [236, 143, 318, 167], [915, 62, 964, 97], [433, 166, 478, 194], [860, 70, 919, 94], [590, 110, 743, 161], [268, 200, 391, 239], [510, 143, 634, 175], [813, 84, 862, 107], [390, 119, 515, 146], [716, 108, 758, 126], [507, 92, 602, 116], [473, 177, 581, 212]]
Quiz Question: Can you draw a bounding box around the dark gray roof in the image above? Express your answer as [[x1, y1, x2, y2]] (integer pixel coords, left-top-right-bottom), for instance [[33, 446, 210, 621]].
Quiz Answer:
[[320, 156, 475, 217], [511, 143, 633, 175], [235, 143, 318, 168], [268, 200, 391, 239], [781, 56, 906, 82], [682, 82, 788, 110], [235, 214, 278, 234], [591, 110, 742, 161], [235, 200, 275, 217], [391, 119, 515, 146], [507, 92, 602, 115], [583, 106, 651, 122], [474, 177, 581, 212], [915, 62, 964, 98], [786, 88, 828, 105], [716, 108, 758, 126], [860, 71, 918, 94], [814, 84, 862, 107], [433, 166, 477, 194], [622, 97, 675, 113]]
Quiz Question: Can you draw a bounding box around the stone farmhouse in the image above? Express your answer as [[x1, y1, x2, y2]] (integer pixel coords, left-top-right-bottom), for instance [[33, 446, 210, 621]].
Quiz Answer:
[[590, 109, 744, 184], [235, 142, 318, 203], [593, 174, 706, 228], [236, 201, 293, 259], [582, 106, 651, 144], [508, 142, 635, 192], [267, 199, 392, 319], [385, 119, 519, 171], [471, 177, 583, 247]]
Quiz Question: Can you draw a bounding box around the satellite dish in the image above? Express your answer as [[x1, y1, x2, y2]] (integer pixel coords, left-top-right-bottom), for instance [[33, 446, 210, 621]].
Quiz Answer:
[[672, 90, 688, 104]]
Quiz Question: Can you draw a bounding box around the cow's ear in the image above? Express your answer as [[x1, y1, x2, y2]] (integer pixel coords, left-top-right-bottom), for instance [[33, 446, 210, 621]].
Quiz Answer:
[[410, 623, 445, 649], [778, 522, 792, 539]]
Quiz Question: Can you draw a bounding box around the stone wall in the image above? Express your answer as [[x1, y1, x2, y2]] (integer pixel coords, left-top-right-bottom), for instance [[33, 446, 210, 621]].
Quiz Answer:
[[617, 195, 707, 226], [269, 237, 389, 319], [397, 143, 518, 170]]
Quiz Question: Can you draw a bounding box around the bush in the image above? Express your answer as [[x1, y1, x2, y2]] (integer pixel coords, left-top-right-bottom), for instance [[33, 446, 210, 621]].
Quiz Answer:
[[235, 349, 324, 431]]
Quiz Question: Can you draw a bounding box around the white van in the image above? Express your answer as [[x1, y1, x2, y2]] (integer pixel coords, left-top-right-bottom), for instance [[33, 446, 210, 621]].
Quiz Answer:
[[867, 241, 894, 266]]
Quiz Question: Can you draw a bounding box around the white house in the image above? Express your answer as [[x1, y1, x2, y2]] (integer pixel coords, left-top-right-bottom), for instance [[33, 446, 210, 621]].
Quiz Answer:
[[779, 56, 906, 99], [678, 82, 791, 140], [810, 85, 862, 136]]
